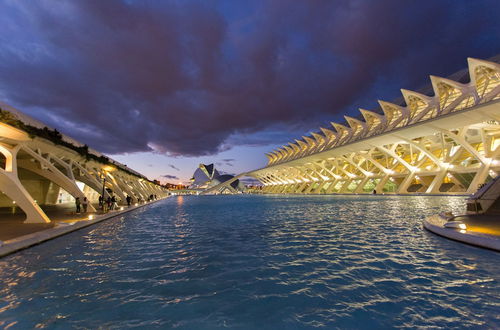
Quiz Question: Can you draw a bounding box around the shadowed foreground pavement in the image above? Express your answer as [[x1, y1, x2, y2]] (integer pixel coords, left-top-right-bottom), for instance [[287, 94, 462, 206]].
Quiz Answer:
[[0, 202, 121, 241]]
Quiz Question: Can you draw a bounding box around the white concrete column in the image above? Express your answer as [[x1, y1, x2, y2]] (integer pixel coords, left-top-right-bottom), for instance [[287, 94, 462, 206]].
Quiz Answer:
[[0, 144, 49, 223]]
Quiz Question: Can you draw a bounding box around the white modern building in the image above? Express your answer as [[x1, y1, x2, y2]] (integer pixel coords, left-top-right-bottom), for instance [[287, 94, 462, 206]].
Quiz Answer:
[[190, 163, 244, 194], [251, 57, 500, 195], [0, 104, 168, 223], [200, 56, 500, 196]]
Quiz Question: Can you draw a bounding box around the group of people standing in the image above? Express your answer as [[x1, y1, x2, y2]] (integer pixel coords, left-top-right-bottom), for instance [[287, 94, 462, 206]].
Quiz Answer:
[[74, 197, 88, 213], [98, 195, 119, 211], [75, 194, 159, 214]]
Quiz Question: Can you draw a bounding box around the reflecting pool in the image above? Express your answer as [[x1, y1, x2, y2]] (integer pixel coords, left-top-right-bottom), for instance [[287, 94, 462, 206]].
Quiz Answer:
[[0, 195, 499, 328]]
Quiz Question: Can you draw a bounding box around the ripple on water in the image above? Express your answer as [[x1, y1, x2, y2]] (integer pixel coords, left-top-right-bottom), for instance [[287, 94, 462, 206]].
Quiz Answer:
[[0, 195, 499, 329]]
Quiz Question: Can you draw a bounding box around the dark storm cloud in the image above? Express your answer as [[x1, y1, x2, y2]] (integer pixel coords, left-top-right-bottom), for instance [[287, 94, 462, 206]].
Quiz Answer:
[[216, 158, 235, 167], [161, 174, 179, 180], [168, 164, 180, 171], [0, 0, 498, 156]]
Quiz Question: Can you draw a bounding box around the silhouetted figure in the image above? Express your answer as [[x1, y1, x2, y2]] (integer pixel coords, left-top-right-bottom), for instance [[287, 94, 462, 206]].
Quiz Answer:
[[111, 196, 116, 210], [75, 197, 81, 213], [373, 189, 377, 195], [106, 196, 112, 211], [126, 195, 132, 206], [98, 195, 103, 207], [82, 197, 88, 213]]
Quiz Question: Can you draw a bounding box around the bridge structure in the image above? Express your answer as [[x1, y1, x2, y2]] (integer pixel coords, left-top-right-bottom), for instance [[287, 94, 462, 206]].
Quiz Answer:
[[241, 57, 500, 195], [0, 104, 168, 223]]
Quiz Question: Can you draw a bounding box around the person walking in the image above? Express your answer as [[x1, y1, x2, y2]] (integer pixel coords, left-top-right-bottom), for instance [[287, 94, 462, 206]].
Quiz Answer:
[[126, 195, 131, 206], [106, 196, 112, 212], [111, 195, 117, 210], [75, 197, 81, 213], [82, 197, 88, 213]]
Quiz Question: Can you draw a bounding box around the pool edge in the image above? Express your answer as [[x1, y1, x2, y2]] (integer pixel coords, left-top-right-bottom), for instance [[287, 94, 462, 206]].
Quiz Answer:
[[0, 198, 168, 258], [423, 215, 500, 252]]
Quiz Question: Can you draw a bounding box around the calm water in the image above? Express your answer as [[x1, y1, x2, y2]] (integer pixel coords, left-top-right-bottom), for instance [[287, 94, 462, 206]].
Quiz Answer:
[[0, 195, 499, 329]]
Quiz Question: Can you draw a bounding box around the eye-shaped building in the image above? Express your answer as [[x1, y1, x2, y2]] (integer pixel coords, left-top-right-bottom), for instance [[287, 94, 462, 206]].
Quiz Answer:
[[190, 163, 244, 193]]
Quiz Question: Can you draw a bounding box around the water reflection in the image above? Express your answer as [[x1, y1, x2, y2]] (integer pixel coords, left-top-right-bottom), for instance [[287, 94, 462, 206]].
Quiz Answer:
[[0, 195, 498, 328]]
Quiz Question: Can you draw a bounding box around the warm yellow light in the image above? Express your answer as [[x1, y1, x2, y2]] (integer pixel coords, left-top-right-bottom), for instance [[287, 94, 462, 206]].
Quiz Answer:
[[459, 223, 467, 230], [103, 165, 115, 172], [0, 122, 30, 141], [88, 215, 94, 220]]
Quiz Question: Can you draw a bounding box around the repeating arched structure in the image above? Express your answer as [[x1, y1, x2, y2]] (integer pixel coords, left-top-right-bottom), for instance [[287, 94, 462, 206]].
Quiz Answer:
[[252, 57, 500, 195], [0, 121, 168, 223]]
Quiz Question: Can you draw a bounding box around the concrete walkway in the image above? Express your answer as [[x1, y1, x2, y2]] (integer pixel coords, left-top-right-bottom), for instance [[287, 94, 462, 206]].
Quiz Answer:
[[0, 198, 166, 257], [0, 203, 100, 241]]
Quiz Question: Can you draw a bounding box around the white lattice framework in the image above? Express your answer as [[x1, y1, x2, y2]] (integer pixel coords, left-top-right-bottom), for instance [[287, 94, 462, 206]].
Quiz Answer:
[[251, 57, 500, 195], [0, 121, 167, 223]]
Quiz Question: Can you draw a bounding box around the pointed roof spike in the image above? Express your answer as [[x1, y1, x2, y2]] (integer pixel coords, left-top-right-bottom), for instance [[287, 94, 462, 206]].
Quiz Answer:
[[295, 139, 308, 149], [268, 154, 277, 164], [331, 122, 350, 135], [400, 89, 434, 104], [378, 100, 409, 123], [378, 100, 403, 111], [277, 148, 288, 161], [359, 108, 384, 121], [344, 115, 366, 128], [320, 127, 336, 138], [344, 116, 367, 138], [467, 57, 500, 71], [289, 142, 301, 153], [311, 132, 326, 144], [283, 145, 293, 155], [467, 57, 500, 87], [302, 136, 316, 147], [430, 75, 468, 91], [273, 150, 283, 160]]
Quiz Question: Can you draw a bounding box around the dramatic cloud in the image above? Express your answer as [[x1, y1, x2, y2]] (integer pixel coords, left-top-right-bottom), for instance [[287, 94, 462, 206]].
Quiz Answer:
[[161, 174, 179, 180], [216, 158, 235, 168], [0, 1, 498, 156], [168, 164, 180, 171]]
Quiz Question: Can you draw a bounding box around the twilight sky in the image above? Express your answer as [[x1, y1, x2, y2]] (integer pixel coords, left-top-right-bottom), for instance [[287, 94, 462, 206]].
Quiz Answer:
[[0, 0, 499, 184]]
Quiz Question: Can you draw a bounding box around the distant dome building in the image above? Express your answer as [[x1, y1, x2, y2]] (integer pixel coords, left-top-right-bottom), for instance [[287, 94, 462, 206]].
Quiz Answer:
[[189, 163, 244, 193]]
